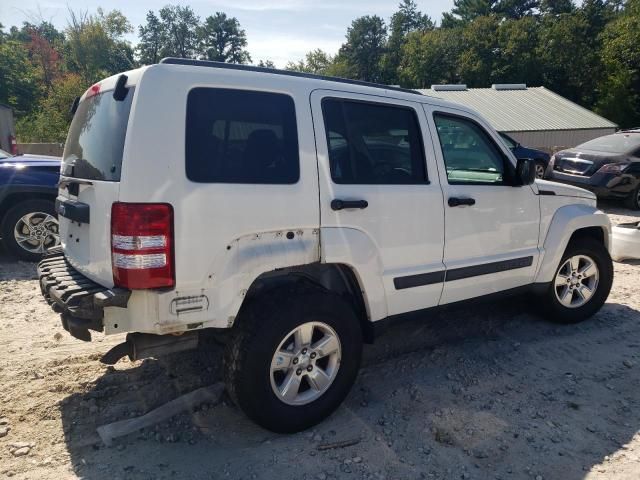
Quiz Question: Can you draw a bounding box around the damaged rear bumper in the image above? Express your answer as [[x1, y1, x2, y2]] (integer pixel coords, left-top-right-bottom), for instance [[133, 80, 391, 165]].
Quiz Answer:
[[37, 247, 131, 341]]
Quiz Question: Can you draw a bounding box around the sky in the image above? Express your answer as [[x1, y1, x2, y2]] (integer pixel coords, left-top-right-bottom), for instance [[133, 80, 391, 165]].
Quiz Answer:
[[0, 0, 454, 67]]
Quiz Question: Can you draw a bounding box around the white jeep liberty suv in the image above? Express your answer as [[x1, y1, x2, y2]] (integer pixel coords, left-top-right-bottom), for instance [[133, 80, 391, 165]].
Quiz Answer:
[[38, 58, 613, 433]]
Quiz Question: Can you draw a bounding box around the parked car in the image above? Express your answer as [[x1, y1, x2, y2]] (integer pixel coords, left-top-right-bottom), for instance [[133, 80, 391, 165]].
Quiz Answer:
[[38, 59, 613, 433], [547, 129, 640, 209], [0, 148, 61, 260], [611, 221, 640, 262], [498, 132, 550, 179]]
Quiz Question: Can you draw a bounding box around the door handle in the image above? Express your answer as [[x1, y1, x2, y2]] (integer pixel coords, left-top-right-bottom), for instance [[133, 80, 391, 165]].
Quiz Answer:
[[331, 199, 369, 211], [448, 197, 476, 207]]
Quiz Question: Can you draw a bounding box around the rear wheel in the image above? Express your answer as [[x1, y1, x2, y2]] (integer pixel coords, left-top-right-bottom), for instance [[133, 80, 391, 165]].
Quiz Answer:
[[539, 238, 613, 324], [1, 199, 59, 261], [623, 185, 640, 210], [224, 285, 362, 432]]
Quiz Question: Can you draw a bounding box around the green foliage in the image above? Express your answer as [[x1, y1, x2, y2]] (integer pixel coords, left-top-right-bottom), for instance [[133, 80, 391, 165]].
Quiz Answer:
[[16, 74, 85, 142], [0, 41, 39, 116], [337, 15, 387, 82], [65, 9, 134, 84], [198, 12, 251, 63], [158, 5, 200, 58], [286, 49, 334, 74], [596, 0, 640, 126], [137, 11, 166, 65], [400, 28, 463, 87]]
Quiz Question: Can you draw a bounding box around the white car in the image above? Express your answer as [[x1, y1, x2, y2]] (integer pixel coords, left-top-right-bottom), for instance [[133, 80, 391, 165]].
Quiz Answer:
[[38, 59, 613, 432], [611, 221, 640, 261]]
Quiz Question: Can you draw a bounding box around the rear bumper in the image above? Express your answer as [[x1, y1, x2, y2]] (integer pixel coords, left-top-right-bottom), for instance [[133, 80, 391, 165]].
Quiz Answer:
[[38, 248, 130, 341]]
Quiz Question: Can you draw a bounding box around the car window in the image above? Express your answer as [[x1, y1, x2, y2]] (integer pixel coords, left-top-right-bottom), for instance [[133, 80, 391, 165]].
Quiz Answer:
[[62, 88, 134, 181], [499, 132, 516, 149], [0, 148, 11, 159], [186, 88, 299, 184], [322, 98, 427, 185], [434, 114, 506, 185]]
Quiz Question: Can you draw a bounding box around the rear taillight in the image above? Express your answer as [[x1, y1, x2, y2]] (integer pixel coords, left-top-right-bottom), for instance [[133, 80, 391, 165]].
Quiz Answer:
[[9, 135, 17, 155], [111, 203, 174, 289]]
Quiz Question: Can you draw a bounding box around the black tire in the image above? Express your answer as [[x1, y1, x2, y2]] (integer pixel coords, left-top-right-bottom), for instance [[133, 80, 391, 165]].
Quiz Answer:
[[534, 160, 547, 179], [224, 284, 363, 433], [539, 237, 613, 324], [623, 184, 640, 210], [1, 199, 58, 261]]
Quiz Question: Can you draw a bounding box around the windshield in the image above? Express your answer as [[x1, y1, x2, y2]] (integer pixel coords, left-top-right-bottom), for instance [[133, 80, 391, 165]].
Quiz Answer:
[[577, 133, 640, 154], [62, 88, 134, 181], [0, 148, 11, 159]]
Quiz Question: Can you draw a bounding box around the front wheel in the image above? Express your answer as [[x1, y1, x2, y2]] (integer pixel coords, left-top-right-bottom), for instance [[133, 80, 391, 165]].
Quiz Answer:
[[539, 238, 613, 324], [224, 285, 362, 432], [534, 160, 547, 179], [623, 185, 640, 210]]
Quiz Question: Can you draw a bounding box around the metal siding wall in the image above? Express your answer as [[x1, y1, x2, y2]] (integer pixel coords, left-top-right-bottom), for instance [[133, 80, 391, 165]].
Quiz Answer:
[[505, 128, 616, 153]]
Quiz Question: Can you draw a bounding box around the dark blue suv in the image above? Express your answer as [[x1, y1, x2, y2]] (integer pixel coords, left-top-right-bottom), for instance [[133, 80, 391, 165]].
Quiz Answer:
[[499, 132, 551, 179], [0, 148, 60, 260]]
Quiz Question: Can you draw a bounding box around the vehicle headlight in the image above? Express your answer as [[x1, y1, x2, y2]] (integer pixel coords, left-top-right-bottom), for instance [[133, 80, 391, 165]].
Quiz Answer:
[[596, 162, 629, 174]]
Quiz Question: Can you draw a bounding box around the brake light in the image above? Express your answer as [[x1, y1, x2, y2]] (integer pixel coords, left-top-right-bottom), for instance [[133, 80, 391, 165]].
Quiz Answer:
[[9, 135, 17, 155], [111, 203, 174, 289]]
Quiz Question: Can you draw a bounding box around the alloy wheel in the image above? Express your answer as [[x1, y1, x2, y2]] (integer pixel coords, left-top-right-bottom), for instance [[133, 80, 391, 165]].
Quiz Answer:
[[554, 254, 599, 308], [270, 321, 342, 406], [13, 212, 60, 255]]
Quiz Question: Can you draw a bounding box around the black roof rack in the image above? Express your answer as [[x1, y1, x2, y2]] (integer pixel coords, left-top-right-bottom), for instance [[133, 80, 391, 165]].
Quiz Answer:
[[159, 57, 422, 96]]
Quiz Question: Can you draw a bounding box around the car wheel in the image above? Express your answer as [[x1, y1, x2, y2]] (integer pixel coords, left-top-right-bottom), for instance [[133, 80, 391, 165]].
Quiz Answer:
[[1, 199, 59, 261], [623, 185, 640, 210], [534, 160, 546, 179], [539, 237, 613, 324], [224, 284, 362, 433]]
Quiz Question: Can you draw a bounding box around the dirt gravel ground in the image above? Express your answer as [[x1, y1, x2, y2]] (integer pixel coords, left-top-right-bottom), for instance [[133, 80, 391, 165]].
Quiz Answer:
[[1, 202, 639, 480]]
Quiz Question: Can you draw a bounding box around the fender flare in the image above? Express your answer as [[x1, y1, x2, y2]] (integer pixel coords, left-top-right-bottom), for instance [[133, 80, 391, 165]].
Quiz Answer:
[[535, 204, 611, 284], [319, 226, 388, 322]]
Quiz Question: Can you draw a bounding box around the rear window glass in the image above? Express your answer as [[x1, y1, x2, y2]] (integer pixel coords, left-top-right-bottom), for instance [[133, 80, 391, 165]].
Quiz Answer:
[[62, 89, 134, 181], [578, 133, 640, 154], [186, 88, 299, 184]]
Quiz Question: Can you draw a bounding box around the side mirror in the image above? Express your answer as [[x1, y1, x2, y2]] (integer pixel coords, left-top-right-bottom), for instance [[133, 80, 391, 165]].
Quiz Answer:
[[515, 157, 536, 186]]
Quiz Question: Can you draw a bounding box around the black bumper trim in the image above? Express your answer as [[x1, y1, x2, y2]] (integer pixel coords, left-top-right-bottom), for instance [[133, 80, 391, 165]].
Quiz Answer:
[[38, 248, 130, 340]]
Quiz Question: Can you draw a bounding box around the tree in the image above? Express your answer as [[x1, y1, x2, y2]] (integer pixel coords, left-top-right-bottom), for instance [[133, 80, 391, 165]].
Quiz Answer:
[[0, 40, 39, 116], [384, 0, 434, 83], [596, 0, 640, 126], [257, 59, 275, 68], [457, 15, 501, 86], [158, 5, 200, 58], [65, 9, 134, 83], [540, 0, 575, 15], [137, 11, 165, 65], [337, 15, 387, 82], [442, 0, 539, 25], [16, 73, 85, 142], [198, 12, 251, 63], [286, 49, 333, 74], [399, 28, 463, 87], [493, 16, 542, 84], [27, 29, 62, 90]]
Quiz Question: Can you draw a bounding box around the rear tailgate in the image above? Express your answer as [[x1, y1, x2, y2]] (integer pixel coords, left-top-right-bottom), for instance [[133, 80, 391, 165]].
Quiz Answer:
[[57, 70, 142, 287]]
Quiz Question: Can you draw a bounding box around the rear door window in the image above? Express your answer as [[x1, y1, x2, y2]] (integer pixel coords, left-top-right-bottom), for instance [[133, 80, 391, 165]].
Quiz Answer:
[[62, 89, 134, 181], [186, 88, 299, 184]]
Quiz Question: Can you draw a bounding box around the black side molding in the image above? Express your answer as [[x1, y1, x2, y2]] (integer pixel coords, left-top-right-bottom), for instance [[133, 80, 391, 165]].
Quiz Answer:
[[394, 271, 445, 290], [55, 198, 90, 224], [393, 256, 534, 290], [537, 190, 556, 196]]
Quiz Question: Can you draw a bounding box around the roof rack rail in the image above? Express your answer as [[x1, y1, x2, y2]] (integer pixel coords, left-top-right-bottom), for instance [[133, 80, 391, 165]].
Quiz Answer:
[[159, 57, 423, 96]]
